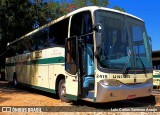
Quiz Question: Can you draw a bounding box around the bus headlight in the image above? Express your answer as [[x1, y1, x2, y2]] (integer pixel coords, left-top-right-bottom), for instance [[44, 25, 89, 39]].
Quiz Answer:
[[145, 78, 153, 84], [99, 79, 122, 86]]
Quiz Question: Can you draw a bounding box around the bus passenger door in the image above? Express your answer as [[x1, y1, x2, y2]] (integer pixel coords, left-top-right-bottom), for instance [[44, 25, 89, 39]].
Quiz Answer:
[[65, 36, 79, 100]]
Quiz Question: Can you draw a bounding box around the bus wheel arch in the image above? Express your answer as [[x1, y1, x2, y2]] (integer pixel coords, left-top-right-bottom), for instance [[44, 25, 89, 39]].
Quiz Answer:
[[13, 72, 18, 87], [56, 74, 71, 103]]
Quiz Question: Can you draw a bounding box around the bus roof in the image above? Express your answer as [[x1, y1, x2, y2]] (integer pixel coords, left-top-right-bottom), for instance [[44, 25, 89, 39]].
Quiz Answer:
[[67, 6, 143, 21], [8, 6, 144, 46]]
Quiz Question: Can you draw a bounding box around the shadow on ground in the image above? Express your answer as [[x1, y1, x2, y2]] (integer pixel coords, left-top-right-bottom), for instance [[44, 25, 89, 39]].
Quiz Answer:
[[0, 80, 158, 111]]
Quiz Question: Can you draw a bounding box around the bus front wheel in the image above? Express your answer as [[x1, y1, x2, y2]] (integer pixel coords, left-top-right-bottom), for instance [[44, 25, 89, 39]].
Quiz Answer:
[[58, 79, 71, 103]]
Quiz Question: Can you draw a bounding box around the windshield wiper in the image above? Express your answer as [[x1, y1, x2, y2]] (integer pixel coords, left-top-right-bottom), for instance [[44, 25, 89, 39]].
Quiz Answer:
[[136, 54, 147, 77], [122, 50, 131, 74]]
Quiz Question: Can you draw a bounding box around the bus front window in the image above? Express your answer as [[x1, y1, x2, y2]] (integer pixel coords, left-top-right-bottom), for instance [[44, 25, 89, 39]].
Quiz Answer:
[[95, 10, 129, 71], [94, 10, 152, 72], [128, 18, 152, 70]]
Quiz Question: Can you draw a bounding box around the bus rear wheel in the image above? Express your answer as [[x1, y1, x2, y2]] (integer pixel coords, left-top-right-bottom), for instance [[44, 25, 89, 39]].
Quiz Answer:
[[58, 79, 71, 103]]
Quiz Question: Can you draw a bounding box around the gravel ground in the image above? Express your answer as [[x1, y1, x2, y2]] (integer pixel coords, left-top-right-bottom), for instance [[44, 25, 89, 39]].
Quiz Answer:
[[0, 81, 160, 114]]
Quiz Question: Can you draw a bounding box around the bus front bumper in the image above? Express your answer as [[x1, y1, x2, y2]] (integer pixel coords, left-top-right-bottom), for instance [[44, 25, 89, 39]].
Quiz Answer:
[[96, 82, 152, 102]]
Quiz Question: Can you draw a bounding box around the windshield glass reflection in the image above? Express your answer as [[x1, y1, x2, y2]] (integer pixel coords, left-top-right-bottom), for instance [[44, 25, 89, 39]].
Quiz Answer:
[[94, 10, 152, 71]]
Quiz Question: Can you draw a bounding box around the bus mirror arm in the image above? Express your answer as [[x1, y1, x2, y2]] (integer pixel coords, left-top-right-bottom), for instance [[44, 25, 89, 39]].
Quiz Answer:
[[96, 33, 102, 47], [94, 47, 100, 60], [94, 50, 98, 59]]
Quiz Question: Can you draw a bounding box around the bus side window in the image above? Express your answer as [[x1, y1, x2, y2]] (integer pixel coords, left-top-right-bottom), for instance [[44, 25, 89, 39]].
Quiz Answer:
[[23, 37, 33, 53], [70, 11, 92, 37], [65, 38, 78, 75], [49, 18, 69, 45], [48, 28, 57, 47], [6, 47, 16, 58], [69, 11, 93, 76], [36, 28, 48, 50], [11, 41, 25, 55]]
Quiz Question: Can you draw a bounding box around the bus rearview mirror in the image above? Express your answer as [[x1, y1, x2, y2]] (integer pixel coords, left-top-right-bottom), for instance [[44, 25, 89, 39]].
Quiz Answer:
[[93, 23, 102, 32]]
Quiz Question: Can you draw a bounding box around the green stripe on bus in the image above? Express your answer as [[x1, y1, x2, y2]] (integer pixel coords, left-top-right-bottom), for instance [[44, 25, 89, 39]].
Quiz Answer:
[[19, 82, 56, 93], [93, 97, 96, 103], [153, 75, 160, 78], [66, 94, 77, 100], [5, 57, 65, 66], [29, 57, 65, 64]]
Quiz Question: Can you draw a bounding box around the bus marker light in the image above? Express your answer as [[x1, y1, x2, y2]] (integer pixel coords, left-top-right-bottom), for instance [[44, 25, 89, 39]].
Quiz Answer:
[[73, 79, 78, 82], [127, 94, 136, 99]]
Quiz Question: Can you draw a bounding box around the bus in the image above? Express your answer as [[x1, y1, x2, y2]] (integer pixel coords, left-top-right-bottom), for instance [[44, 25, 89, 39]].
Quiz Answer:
[[5, 6, 153, 103], [152, 50, 160, 89]]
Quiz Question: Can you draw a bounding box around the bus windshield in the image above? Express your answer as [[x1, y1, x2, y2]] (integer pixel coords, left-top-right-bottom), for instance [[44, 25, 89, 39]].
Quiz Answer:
[[94, 10, 152, 72]]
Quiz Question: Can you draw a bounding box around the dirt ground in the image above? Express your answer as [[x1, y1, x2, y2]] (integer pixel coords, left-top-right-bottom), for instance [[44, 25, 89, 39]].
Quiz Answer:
[[0, 81, 160, 114], [0, 81, 71, 106]]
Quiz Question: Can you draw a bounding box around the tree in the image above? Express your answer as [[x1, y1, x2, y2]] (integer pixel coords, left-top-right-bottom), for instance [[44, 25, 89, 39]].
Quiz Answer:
[[0, 0, 34, 42], [64, 0, 109, 13], [30, 0, 65, 26], [0, 0, 125, 68], [0, 0, 35, 66], [113, 6, 125, 12], [0, 0, 64, 67]]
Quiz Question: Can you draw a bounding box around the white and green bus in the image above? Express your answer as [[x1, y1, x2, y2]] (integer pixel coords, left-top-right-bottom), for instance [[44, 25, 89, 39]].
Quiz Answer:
[[5, 6, 153, 103]]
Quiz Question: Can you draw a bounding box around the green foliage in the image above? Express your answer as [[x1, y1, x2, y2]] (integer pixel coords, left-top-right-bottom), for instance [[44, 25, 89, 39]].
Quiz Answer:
[[90, 0, 109, 7], [0, 0, 35, 66], [0, 0, 34, 42], [0, 0, 125, 67], [113, 6, 125, 12], [69, 0, 109, 12]]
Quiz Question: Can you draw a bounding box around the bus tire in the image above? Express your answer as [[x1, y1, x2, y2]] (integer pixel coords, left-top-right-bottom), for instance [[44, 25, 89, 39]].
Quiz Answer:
[[58, 79, 71, 103], [13, 75, 18, 87]]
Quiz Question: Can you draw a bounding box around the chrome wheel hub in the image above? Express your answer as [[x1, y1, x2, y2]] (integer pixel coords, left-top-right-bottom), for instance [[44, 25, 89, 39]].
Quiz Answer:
[[61, 83, 66, 97]]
